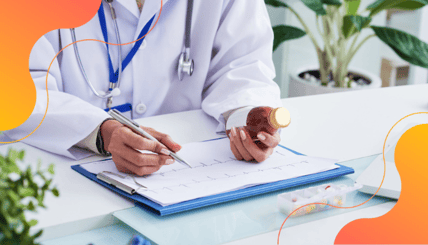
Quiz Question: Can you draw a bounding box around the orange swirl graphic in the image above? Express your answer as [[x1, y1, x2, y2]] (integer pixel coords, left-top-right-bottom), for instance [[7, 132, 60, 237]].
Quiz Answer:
[[0, 0, 101, 131], [0, 0, 163, 143], [277, 112, 428, 244], [334, 113, 428, 244]]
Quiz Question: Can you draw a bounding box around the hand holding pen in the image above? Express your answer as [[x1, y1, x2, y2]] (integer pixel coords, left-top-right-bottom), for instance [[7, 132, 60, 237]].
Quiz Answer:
[[100, 111, 186, 176]]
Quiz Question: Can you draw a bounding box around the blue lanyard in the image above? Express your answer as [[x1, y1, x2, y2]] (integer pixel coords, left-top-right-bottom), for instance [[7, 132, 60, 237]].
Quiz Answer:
[[98, 4, 156, 88]]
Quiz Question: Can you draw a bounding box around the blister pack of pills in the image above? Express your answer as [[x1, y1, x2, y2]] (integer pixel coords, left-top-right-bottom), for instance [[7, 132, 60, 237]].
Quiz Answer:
[[277, 183, 363, 217]]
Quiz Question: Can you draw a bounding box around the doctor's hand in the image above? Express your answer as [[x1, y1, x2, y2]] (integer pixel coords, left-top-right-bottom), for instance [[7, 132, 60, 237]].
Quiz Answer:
[[100, 120, 182, 176], [228, 127, 280, 163]]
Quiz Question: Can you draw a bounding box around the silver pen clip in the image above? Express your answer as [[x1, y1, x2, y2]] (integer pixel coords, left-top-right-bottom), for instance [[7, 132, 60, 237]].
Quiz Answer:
[[97, 171, 148, 195]]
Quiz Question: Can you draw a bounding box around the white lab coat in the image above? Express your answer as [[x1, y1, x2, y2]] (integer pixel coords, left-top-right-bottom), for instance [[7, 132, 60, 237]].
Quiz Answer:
[[5, 0, 281, 159]]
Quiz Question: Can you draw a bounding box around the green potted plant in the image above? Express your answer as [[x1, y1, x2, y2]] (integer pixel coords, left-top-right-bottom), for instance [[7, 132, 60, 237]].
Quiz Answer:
[[0, 148, 59, 245], [266, 0, 428, 96]]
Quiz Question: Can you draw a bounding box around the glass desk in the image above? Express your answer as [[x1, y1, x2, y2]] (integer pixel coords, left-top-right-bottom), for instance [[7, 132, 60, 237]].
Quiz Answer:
[[41, 155, 395, 245], [113, 155, 394, 245]]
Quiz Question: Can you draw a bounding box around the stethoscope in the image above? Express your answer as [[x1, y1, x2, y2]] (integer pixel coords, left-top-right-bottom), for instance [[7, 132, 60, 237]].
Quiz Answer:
[[70, 0, 194, 109]]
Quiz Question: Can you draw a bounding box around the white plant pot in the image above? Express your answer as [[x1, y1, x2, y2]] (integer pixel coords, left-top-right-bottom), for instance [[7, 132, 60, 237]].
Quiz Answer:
[[288, 65, 382, 97]]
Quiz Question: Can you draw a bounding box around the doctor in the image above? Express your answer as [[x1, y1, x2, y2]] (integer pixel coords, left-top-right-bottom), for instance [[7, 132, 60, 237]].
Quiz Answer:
[[5, 0, 283, 176]]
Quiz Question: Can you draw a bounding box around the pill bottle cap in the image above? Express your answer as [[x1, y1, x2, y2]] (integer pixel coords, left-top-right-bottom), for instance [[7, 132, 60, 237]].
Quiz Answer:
[[269, 107, 291, 129]]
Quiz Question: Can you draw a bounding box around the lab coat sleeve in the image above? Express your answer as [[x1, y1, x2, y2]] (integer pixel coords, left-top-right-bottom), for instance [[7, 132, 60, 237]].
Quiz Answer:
[[201, 0, 282, 131], [4, 31, 110, 159]]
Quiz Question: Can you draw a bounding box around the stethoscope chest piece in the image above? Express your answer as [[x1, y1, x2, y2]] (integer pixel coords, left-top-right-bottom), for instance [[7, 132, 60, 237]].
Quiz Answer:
[[178, 51, 194, 81]]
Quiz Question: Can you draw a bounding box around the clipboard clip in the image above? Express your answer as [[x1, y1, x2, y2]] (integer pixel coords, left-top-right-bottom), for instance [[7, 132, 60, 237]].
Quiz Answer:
[[97, 171, 147, 195]]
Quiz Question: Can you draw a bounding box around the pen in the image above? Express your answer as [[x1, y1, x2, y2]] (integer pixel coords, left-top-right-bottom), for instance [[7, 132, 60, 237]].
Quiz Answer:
[[97, 172, 138, 194], [108, 109, 192, 168]]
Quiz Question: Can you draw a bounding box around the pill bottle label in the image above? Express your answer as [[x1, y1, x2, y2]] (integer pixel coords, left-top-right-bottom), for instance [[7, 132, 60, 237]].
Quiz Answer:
[[225, 107, 253, 130]]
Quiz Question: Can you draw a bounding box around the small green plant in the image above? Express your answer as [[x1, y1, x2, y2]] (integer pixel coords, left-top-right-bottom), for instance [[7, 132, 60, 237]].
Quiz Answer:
[[266, 0, 428, 87], [0, 149, 59, 245]]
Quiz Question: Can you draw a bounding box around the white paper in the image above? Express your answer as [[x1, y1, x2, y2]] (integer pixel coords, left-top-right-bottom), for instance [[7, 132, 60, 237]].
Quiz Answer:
[[81, 138, 338, 206]]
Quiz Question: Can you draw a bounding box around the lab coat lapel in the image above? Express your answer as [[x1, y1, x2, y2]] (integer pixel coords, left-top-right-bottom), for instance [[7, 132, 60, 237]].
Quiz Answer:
[[134, 0, 170, 40], [117, 0, 140, 19]]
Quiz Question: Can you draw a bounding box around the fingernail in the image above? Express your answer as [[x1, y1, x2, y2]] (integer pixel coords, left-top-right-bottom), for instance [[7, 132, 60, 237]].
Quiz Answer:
[[160, 149, 171, 155], [240, 129, 246, 141], [165, 159, 175, 165], [229, 133, 233, 141], [231, 127, 236, 137], [258, 133, 266, 141]]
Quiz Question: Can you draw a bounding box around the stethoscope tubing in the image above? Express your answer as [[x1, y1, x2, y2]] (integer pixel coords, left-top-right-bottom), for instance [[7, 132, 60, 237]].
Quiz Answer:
[[107, 1, 123, 93], [71, 0, 194, 101], [71, 1, 123, 100], [70, 28, 114, 99], [184, 0, 193, 50]]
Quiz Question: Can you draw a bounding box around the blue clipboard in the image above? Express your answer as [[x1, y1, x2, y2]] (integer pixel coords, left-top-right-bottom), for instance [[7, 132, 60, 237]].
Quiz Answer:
[[72, 141, 354, 216]]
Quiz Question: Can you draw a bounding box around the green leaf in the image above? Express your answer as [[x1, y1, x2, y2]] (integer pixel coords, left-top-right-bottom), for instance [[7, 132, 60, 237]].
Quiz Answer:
[[372, 26, 428, 68], [32, 229, 43, 239], [322, 0, 342, 5], [8, 164, 21, 174], [302, 0, 327, 15], [18, 187, 35, 197], [26, 168, 33, 182], [0, 189, 7, 198], [368, 0, 428, 16], [17, 151, 25, 161], [42, 179, 52, 190], [273, 25, 306, 51], [0, 224, 13, 238], [28, 219, 38, 227], [7, 149, 19, 163], [342, 15, 372, 38], [36, 195, 44, 206], [345, 0, 361, 15], [265, 0, 288, 8], [367, 0, 384, 10], [0, 148, 59, 245], [51, 188, 59, 197], [28, 201, 35, 211], [7, 190, 20, 203], [47, 164, 55, 175]]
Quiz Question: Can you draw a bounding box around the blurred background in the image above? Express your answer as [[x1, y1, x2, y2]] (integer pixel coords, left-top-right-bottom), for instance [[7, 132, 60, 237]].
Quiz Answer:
[[266, 0, 428, 98]]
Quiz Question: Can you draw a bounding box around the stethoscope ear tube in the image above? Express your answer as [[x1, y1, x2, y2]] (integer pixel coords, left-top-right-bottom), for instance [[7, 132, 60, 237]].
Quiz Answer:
[[184, 0, 193, 49], [178, 0, 195, 81], [70, 0, 123, 102], [70, 28, 121, 100], [70, 28, 111, 99], [72, 0, 195, 102]]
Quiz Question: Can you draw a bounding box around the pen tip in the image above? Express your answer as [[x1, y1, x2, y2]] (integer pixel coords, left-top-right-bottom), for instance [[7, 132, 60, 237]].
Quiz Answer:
[[183, 161, 192, 168]]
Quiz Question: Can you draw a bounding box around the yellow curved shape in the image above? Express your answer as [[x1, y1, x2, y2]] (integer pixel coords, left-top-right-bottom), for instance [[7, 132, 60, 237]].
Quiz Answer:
[[1, 0, 162, 143]]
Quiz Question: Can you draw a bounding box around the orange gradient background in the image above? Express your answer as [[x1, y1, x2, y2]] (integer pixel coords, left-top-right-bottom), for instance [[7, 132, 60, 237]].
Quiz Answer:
[[0, 0, 101, 131], [335, 123, 428, 244]]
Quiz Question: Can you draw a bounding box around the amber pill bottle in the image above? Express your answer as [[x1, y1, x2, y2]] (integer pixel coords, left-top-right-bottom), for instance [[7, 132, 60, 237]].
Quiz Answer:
[[226, 106, 291, 140]]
